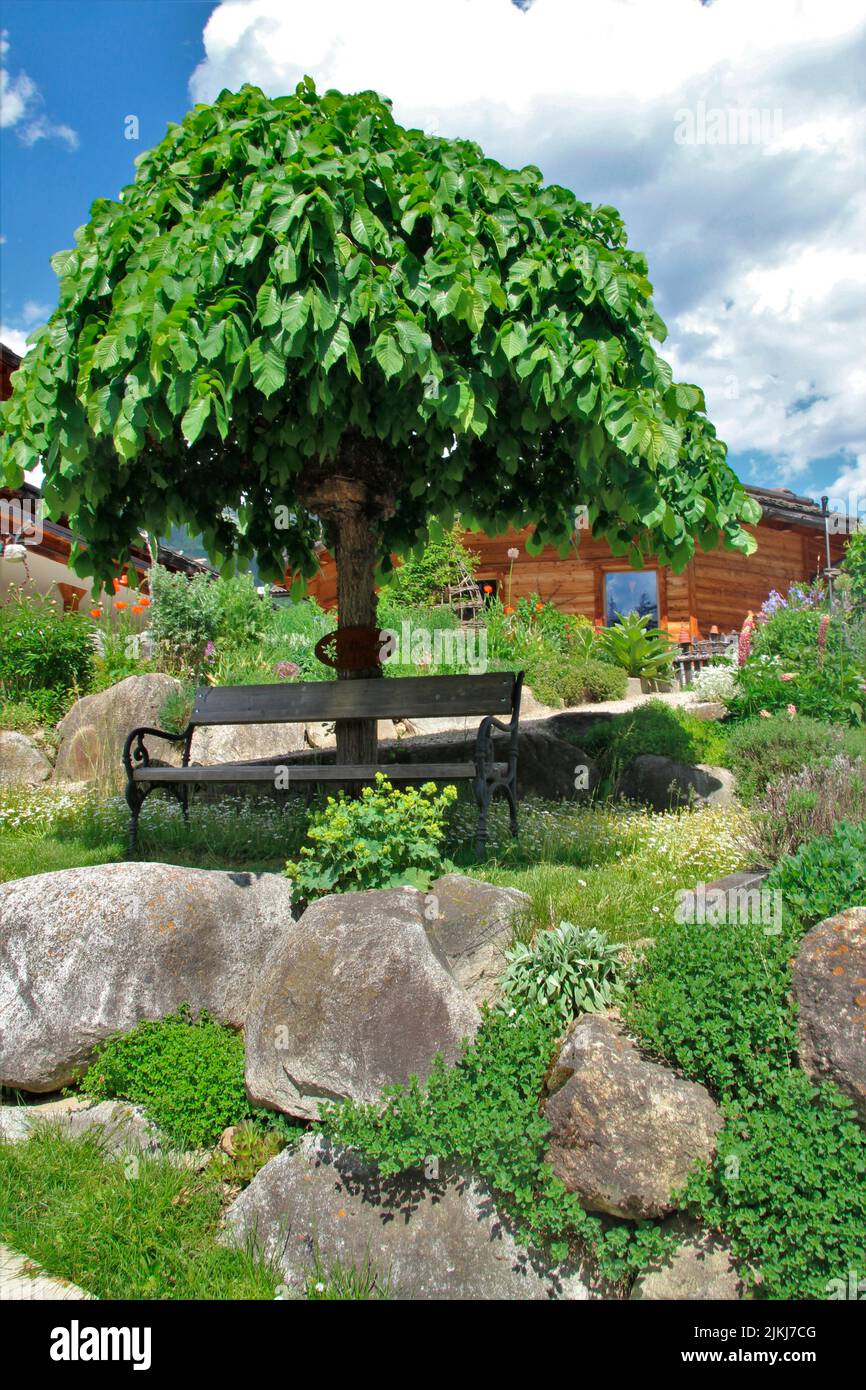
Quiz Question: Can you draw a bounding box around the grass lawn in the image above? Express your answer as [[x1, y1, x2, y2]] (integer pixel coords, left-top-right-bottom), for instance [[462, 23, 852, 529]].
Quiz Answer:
[[0, 786, 308, 883], [451, 796, 754, 942], [0, 1124, 278, 1300]]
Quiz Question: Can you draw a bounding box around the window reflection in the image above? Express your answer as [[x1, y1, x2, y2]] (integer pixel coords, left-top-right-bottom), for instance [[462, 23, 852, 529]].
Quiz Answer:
[[605, 570, 659, 625]]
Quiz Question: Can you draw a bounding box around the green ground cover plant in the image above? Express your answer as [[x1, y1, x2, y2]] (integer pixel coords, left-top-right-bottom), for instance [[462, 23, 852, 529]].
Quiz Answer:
[[763, 819, 866, 927], [80, 1007, 275, 1148], [321, 1003, 672, 1284]]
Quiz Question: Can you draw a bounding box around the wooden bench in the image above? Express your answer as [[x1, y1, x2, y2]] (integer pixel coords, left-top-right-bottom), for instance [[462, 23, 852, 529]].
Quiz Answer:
[[122, 670, 524, 860]]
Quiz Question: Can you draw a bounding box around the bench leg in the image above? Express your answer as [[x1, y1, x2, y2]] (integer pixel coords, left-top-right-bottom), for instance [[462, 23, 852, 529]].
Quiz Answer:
[[474, 777, 490, 861], [125, 784, 146, 858], [505, 783, 519, 839]]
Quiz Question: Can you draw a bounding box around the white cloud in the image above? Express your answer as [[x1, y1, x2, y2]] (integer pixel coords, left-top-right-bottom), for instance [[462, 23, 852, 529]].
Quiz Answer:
[[0, 324, 29, 356], [0, 29, 78, 148], [827, 452, 866, 511]]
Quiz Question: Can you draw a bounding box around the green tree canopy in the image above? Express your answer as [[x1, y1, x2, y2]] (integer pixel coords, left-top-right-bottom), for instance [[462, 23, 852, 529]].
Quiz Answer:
[[2, 79, 758, 588]]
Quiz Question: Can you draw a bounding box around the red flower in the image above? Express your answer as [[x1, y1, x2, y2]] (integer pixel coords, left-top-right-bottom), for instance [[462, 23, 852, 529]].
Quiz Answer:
[[504, 604, 515, 615], [89, 608, 102, 619], [113, 600, 128, 610], [131, 604, 145, 614], [483, 584, 493, 594]]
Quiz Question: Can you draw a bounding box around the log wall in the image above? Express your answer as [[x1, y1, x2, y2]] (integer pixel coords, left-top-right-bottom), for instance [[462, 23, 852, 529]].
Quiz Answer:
[[300, 518, 846, 638]]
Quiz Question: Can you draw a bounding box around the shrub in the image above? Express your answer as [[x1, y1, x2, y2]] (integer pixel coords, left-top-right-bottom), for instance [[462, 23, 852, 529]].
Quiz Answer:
[[0, 690, 65, 729], [763, 819, 866, 927], [0, 588, 93, 719], [599, 612, 674, 680], [148, 566, 220, 676], [690, 660, 738, 703], [81, 1007, 253, 1148], [386, 521, 479, 607], [579, 700, 729, 788], [725, 712, 850, 802], [214, 573, 269, 646], [681, 1070, 866, 1300], [526, 654, 627, 707], [626, 917, 798, 1098], [499, 922, 624, 1028], [747, 754, 866, 860], [285, 773, 457, 902], [575, 658, 629, 702], [840, 529, 866, 603]]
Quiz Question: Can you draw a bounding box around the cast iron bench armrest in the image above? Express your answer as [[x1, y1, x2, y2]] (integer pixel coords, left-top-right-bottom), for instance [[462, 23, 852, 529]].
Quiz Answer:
[[122, 725, 190, 777]]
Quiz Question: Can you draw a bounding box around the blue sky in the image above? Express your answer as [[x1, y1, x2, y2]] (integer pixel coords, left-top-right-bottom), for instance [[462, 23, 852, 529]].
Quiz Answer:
[[2, 0, 864, 513]]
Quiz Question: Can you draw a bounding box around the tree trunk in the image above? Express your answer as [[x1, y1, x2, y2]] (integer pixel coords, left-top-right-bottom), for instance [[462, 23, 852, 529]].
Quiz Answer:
[[334, 493, 380, 766], [294, 435, 395, 771]]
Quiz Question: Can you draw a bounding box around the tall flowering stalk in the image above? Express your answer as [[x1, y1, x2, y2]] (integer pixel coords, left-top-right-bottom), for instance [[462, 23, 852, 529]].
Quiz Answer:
[[817, 613, 830, 665], [738, 612, 755, 667], [506, 546, 519, 611]]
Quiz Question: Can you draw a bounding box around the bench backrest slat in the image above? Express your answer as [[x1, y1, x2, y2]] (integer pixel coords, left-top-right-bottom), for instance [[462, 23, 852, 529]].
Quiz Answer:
[[190, 672, 518, 726]]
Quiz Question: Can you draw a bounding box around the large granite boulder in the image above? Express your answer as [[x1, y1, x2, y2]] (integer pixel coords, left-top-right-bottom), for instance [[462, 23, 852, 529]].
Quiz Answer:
[[630, 1216, 745, 1300], [0, 730, 52, 785], [0, 862, 293, 1092], [544, 1013, 722, 1219], [223, 1133, 594, 1300], [53, 674, 183, 784], [244, 887, 480, 1121], [426, 873, 529, 1007], [615, 755, 735, 810], [793, 907, 866, 1126], [385, 725, 599, 802], [189, 720, 305, 765]]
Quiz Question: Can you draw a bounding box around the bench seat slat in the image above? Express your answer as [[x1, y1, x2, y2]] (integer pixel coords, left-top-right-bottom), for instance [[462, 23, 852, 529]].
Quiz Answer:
[[190, 672, 515, 725], [133, 762, 482, 784]]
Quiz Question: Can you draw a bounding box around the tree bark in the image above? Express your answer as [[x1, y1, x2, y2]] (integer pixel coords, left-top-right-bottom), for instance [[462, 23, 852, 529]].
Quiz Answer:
[[294, 435, 395, 769], [333, 488, 380, 766]]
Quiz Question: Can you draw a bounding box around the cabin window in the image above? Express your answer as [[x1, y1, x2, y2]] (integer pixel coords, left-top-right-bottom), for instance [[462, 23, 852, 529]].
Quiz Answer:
[[604, 570, 659, 625]]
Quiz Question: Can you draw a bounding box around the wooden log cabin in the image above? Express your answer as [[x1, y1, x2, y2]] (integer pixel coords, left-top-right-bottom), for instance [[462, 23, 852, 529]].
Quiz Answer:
[[304, 486, 849, 639]]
